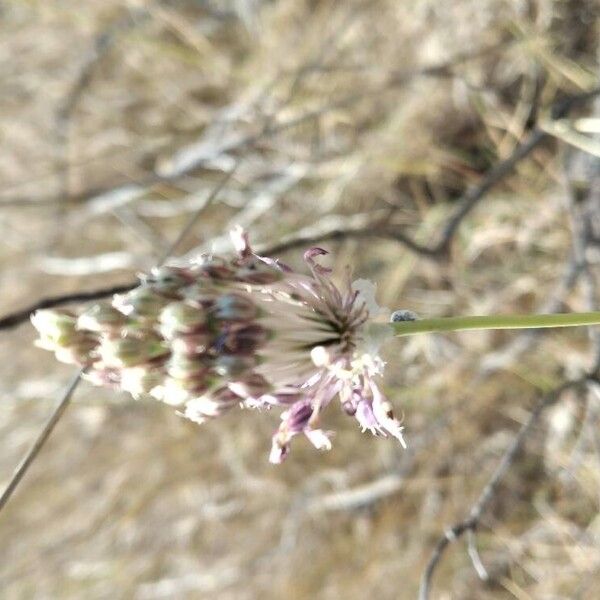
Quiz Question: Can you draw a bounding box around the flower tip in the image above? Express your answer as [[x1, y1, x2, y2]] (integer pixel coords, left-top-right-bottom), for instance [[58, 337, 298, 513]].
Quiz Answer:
[[303, 247, 333, 275], [303, 246, 329, 261], [269, 443, 287, 464]]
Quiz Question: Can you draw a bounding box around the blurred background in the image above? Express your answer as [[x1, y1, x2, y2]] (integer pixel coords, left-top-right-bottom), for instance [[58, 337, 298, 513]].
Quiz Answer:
[[1, 1, 600, 598]]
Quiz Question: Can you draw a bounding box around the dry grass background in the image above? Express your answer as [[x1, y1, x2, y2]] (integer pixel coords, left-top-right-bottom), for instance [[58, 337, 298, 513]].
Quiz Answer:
[[1, 0, 600, 598]]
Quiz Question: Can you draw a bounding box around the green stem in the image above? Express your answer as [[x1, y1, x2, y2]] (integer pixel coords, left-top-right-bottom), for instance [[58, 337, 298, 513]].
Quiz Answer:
[[392, 312, 600, 337]]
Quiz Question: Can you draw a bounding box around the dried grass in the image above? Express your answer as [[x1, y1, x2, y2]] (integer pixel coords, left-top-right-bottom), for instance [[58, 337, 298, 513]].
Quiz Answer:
[[1, 0, 599, 598]]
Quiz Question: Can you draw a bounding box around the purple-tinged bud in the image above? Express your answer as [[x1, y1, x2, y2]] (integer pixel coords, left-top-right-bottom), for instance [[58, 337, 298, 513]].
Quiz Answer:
[[212, 293, 257, 321], [269, 400, 332, 464], [196, 255, 235, 280], [222, 324, 270, 355], [77, 303, 128, 333], [54, 336, 99, 365], [282, 400, 313, 432], [159, 302, 207, 338], [100, 335, 169, 368], [113, 287, 169, 319], [213, 354, 257, 378]]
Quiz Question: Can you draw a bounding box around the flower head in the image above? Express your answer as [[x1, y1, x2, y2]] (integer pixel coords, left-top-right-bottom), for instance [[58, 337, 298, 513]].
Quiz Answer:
[[31, 230, 405, 462]]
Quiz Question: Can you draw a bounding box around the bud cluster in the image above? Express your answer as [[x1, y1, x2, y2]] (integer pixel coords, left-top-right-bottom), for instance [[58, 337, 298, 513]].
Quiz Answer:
[[32, 229, 406, 463]]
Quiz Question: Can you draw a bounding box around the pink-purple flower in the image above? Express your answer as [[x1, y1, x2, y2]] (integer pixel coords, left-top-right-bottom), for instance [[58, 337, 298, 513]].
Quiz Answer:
[[32, 229, 406, 463]]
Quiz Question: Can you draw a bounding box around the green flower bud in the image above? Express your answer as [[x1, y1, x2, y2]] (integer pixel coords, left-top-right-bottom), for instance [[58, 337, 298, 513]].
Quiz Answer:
[[159, 302, 207, 338], [31, 309, 77, 346], [113, 287, 169, 319], [54, 336, 99, 365], [77, 303, 128, 332], [100, 335, 168, 368]]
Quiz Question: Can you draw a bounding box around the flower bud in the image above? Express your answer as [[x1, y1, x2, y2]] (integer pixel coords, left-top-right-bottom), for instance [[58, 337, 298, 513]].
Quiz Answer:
[[83, 366, 121, 388], [213, 354, 257, 378], [170, 332, 212, 355], [235, 261, 284, 284], [183, 388, 240, 423], [31, 309, 77, 346], [77, 303, 128, 332], [151, 377, 192, 406], [222, 324, 269, 355], [167, 352, 209, 380], [196, 255, 235, 280], [121, 366, 164, 398], [159, 302, 207, 338], [183, 283, 217, 306], [141, 266, 193, 293], [212, 293, 257, 321], [100, 335, 168, 368], [54, 335, 99, 365], [227, 373, 271, 399], [113, 287, 169, 319]]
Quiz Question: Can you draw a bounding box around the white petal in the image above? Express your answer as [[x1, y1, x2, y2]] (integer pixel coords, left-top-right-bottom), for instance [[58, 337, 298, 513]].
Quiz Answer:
[[304, 428, 333, 451], [352, 279, 389, 317]]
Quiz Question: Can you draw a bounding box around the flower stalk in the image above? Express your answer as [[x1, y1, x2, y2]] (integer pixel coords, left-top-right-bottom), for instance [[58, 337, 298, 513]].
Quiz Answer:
[[392, 312, 600, 337]]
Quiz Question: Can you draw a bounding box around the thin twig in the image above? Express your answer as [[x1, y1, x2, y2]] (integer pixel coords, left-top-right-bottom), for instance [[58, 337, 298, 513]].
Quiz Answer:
[[429, 87, 600, 257], [418, 378, 586, 600], [0, 283, 137, 331], [257, 224, 440, 258], [0, 369, 85, 512], [431, 128, 548, 256], [155, 165, 239, 266]]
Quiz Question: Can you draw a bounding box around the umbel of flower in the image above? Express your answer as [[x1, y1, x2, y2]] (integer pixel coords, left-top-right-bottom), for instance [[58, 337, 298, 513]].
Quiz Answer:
[[31, 228, 406, 463]]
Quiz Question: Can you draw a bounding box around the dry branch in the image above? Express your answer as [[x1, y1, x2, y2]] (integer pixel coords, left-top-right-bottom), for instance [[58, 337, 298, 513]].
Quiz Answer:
[[418, 378, 590, 600]]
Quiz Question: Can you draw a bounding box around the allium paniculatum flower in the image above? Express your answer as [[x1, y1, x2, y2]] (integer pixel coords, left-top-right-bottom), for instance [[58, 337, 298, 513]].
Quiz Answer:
[[31, 228, 406, 463]]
